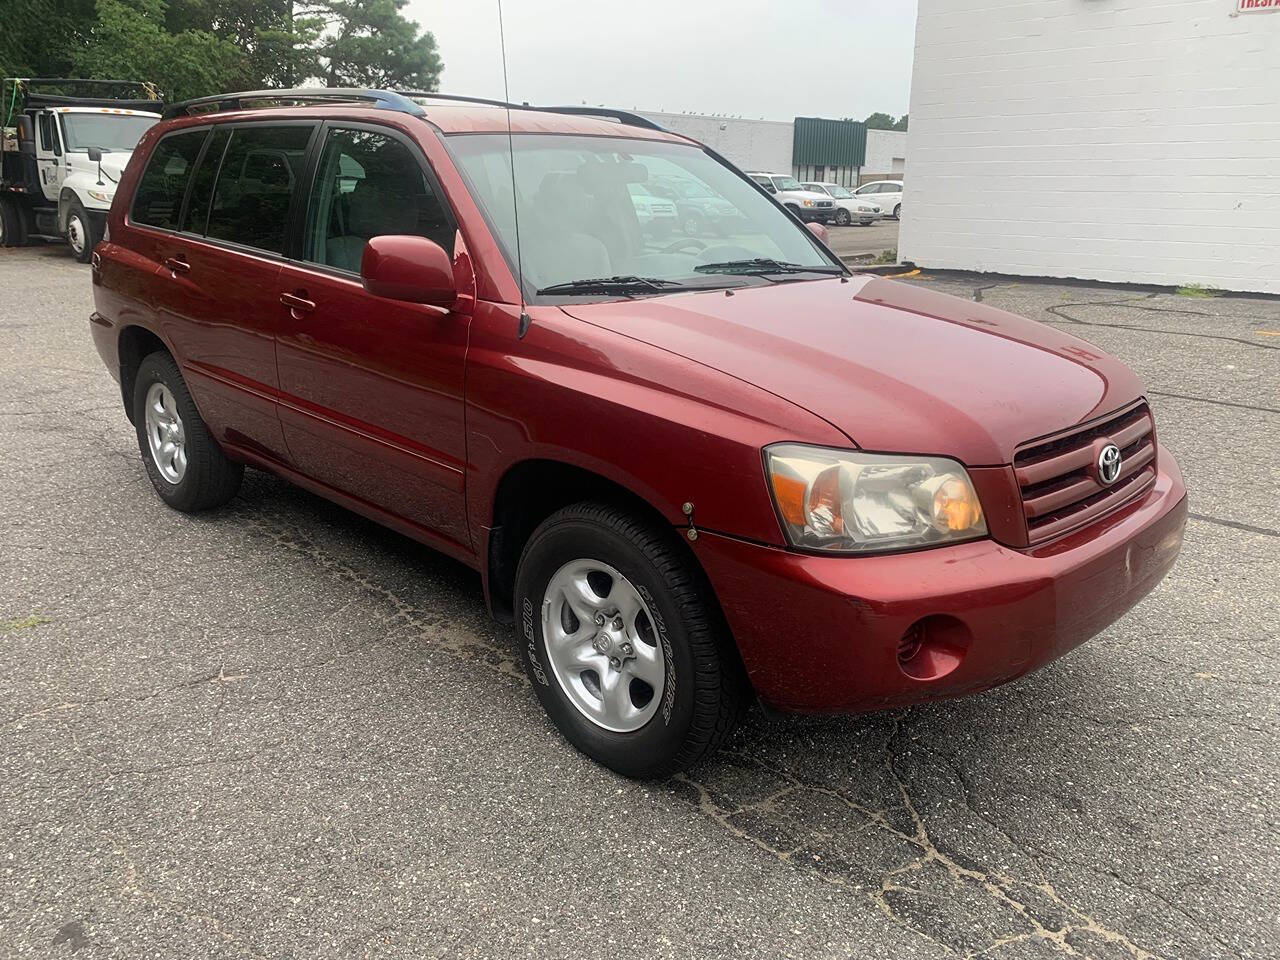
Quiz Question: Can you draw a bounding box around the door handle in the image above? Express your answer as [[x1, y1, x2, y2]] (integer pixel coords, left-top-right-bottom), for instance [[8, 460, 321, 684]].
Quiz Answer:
[[280, 292, 316, 314], [163, 257, 190, 275]]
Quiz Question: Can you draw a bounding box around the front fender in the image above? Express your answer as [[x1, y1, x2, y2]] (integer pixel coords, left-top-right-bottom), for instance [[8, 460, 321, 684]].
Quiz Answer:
[[463, 302, 850, 547]]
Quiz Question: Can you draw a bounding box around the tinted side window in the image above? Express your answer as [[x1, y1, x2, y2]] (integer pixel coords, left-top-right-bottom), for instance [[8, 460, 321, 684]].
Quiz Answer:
[[179, 127, 231, 234], [303, 126, 454, 273], [130, 129, 208, 230], [206, 124, 314, 254]]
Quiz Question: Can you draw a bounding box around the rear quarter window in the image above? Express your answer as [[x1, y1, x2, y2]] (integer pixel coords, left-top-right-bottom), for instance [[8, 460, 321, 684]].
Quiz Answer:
[[129, 129, 208, 231]]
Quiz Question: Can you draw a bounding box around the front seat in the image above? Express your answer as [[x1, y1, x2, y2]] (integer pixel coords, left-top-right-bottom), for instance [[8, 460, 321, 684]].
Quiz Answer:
[[327, 179, 420, 273]]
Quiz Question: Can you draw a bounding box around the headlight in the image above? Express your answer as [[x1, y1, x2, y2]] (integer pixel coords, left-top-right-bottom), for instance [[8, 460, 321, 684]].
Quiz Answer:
[[802, 200, 816, 207], [87, 189, 114, 203], [765, 444, 987, 553]]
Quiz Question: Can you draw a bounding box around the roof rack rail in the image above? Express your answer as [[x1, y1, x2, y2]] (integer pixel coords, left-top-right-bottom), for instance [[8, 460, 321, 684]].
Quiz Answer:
[[162, 87, 426, 120], [394, 90, 526, 110], [537, 105, 667, 132]]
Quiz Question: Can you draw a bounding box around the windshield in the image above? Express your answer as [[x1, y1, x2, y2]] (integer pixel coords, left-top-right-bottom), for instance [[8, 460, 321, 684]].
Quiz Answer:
[[826, 185, 854, 199], [449, 134, 841, 297], [60, 113, 157, 153], [772, 176, 804, 191]]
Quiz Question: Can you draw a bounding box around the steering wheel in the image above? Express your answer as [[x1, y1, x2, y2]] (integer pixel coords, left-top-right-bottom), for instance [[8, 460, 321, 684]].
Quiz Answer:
[[661, 236, 707, 255]]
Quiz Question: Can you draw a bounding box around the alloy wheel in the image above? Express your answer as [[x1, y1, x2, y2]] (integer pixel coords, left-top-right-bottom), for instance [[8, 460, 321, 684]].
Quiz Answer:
[[541, 558, 665, 733], [143, 382, 188, 483]]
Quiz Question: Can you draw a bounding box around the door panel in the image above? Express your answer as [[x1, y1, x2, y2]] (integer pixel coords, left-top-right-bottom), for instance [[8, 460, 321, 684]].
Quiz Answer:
[[275, 124, 471, 549], [34, 111, 63, 201]]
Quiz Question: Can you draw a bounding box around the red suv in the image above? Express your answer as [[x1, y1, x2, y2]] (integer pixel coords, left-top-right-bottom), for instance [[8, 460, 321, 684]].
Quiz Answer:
[[89, 90, 1187, 777]]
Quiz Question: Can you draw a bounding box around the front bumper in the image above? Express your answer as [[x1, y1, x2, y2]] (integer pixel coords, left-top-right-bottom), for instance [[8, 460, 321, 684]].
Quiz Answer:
[[693, 448, 1187, 713]]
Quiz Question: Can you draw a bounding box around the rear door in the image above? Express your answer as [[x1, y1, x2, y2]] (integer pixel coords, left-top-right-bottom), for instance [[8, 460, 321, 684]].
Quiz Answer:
[[136, 120, 317, 462], [274, 122, 472, 551]]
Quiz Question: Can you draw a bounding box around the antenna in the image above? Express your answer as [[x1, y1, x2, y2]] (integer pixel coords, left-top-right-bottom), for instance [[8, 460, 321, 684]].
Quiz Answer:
[[496, 0, 531, 339]]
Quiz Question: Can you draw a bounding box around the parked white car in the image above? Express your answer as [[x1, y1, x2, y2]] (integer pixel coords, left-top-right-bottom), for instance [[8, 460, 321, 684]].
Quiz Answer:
[[800, 182, 881, 226], [627, 182, 679, 237], [854, 180, 904, 219], [745, 172, 837, 223]]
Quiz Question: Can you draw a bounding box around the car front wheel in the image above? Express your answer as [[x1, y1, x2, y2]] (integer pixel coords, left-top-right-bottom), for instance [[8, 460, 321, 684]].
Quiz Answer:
[[834, 209, 851, 226], [132, 351, 243, 512], [514, 502, 746, 778], [65, 199, 96, 264]]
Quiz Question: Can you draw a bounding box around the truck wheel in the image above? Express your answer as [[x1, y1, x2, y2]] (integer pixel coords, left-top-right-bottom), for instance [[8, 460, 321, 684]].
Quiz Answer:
[[132, 351, 243, 512], [0, 197, 26, 247], [65, 199, 96, 263], [514, 502, 746, 778]]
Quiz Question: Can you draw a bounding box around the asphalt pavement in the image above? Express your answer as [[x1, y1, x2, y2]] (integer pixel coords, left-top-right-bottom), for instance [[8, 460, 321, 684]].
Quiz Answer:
[[1, 243, 1277, 959]]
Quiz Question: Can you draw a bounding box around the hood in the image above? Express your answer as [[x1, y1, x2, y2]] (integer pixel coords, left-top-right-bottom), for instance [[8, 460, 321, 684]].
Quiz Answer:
[[560, 275, 1145, 466], [97, 152, 133, 183]]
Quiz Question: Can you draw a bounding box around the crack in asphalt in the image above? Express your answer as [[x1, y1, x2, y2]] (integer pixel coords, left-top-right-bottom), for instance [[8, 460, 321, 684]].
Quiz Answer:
[[1187, 513, 1279, 538], [1146, 390, 1280, 416], [670, 719, 1164, 959], [1042, 297, 1280, 351]]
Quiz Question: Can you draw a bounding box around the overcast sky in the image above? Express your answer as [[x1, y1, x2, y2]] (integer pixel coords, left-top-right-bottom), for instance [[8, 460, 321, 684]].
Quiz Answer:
[[405, 1, 918, 122]]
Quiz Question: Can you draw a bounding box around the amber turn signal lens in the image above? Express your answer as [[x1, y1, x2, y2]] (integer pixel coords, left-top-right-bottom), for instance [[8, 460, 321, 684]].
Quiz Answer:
[[933, 476, 983, 532], [771, 472, 808, 527]]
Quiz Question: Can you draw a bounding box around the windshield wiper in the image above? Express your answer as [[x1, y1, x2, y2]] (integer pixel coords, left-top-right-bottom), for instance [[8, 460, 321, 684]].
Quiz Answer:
[[694, 258, 844, 276], [537, 276, 688, 296]]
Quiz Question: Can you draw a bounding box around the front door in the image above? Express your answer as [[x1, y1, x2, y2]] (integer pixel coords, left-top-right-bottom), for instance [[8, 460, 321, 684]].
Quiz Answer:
[[34, 110, 63, 201], [274, 123, 472, 552]]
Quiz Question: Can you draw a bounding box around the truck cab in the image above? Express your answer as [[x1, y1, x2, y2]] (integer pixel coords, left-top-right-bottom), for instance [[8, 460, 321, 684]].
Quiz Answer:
[[1, 79, 161, 261]]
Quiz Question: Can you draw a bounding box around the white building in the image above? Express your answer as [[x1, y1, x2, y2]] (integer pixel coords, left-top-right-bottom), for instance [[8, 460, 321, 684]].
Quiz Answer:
[[900, 0, 1280, 294], [638, 111, 794, 175], [864, 129, 907, 180], [639, 110, 903, 186]]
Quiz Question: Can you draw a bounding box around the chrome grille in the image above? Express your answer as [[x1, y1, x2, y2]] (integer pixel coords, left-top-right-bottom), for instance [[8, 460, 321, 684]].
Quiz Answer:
[[1014, 402, 1157, 543]]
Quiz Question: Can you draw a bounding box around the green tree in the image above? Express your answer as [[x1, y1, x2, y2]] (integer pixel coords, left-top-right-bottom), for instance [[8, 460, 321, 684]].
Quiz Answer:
[[893, 113, 909, 131], [863, 111, 897, 130], [74, 0, 252, 101], [0, 0, 97, 78], [306, 0, 442, 89]]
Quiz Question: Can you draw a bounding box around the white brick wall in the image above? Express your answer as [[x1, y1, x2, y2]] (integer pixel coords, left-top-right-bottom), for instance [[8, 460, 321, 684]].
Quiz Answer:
[[864, 129, 908, 179], [900, 0, 1280, 294], [638, 111, 794, 174]]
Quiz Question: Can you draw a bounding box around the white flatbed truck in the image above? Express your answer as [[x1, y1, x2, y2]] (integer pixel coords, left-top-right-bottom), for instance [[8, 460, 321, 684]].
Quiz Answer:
[[1, 78, 162, 262]]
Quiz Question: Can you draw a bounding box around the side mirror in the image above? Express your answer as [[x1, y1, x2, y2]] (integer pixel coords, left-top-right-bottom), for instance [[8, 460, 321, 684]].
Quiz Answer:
[[86, 146, 102, 162], [805, 222, 830, 244], [361, 235, 455, 306]]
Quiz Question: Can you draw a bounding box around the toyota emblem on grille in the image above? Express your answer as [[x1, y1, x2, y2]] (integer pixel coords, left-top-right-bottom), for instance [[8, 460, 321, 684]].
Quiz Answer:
[[1097, 443, 1123, 485]]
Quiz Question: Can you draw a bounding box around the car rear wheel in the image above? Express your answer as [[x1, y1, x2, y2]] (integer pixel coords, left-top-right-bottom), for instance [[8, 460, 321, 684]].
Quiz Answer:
[[834, 208, 852, 226], [65, 199, 95, 263], [514, 502, 746, 778], [893, 203, 902, 219], [132, 351, 243, 512]]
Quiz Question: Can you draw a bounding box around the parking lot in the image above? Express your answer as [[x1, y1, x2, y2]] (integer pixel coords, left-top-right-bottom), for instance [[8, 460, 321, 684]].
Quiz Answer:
[[2, 243, 1276, 959], [825, 218, 901, 262]]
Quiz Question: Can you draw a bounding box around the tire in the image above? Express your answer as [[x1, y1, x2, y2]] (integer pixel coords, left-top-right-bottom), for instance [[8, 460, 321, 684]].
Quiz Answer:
[[893, 203, 902, 219], [65, 198, 96, 263], [0, 196, 26, 247], [681, 212, 704, 238], [859, 219, 874, 227], [132, 350, 243, 512], [514, 502, 746, 778], [834, 208, 852, 226]]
